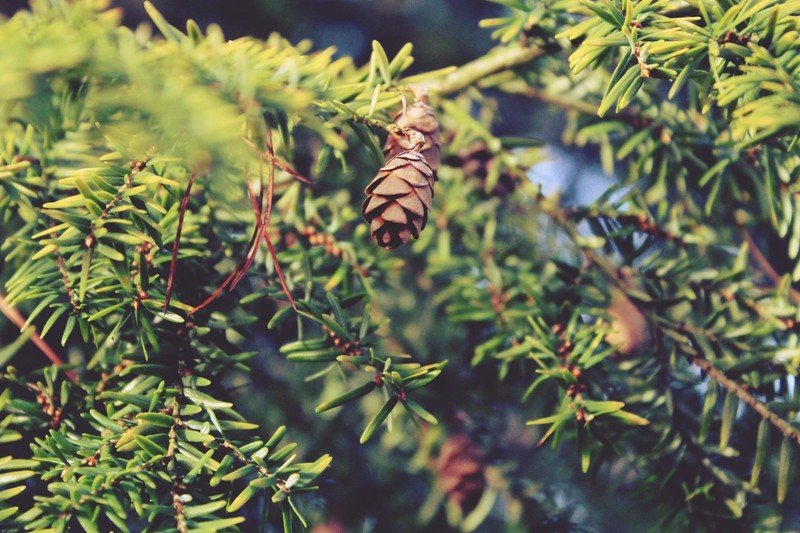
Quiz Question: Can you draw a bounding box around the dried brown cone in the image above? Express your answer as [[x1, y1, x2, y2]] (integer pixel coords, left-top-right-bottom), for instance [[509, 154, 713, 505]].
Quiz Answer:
[[457, 141, 517, 197], [362, 149, 434, 249], [434, 433, 486, 511], [384, 92, 441, 175]]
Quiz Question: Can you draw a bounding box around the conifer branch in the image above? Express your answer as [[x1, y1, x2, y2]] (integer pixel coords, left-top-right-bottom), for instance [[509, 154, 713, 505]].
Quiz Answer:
[[427, 44, 544, 95], [691, 355, 800, 446], [545, 199, 800, 447]]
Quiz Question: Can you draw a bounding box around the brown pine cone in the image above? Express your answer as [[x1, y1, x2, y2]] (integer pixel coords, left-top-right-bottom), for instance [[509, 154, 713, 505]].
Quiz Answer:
[[435, 433, 486, 511], [384, 97, 441, 175], [458, 142, 517, 197], [362, 150, 434, 249]]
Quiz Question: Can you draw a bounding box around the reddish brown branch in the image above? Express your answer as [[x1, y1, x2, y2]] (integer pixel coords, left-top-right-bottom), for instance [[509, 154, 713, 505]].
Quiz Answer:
[[228, 218, 268, 291], [231, 157, 271, 289], [264, 129, 276, 237], [241, 136, 313, 185], [188, 269, 239, 315], [163, 173, 196, 313], [691, 355, 799, 445], [190, 130, 297, 313], [0, 293, 77, 382], [264, 231, 296, 309], [189, 173, 262, 314], [741, 228, 800, 304], [262, 129, 296, 309]]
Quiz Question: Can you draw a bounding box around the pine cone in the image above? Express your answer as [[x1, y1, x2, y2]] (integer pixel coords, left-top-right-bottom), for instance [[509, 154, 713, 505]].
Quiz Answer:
[[458, 142, 517, 197], [384, 97, 441, 175], [362, 150, 434, 249], [435, 433, 486, 511]]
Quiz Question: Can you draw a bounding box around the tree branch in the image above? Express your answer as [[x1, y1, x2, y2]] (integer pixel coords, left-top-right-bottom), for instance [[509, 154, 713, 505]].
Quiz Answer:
[[691, 355, 799, 446], [501, 84, 600, 115], [427, 44, 544, 95]]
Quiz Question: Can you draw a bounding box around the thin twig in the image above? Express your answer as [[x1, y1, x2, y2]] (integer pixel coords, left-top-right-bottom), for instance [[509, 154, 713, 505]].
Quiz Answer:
[[230, 219, 267, 290], [0, 293, 77, 382], [241, 136, 313, 184], [231, 151, 273, 289], [164, 173, 196, 313], [264, 130, 276, 239], [85, 163, 138, 246], [262, 129, 296, 309], [691, 355, 799, 445], [263, 231, 296, 309], [189, 173, 262, 314], [188, 270, 237, 315], [166, 371, 188, 533], [190, 131, 297, 313], [171, 479, 188, 533], [54, 249, 79, 312], [741, 228, 800, 304]]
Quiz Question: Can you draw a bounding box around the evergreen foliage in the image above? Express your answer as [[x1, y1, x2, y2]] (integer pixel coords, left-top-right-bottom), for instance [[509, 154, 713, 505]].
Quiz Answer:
[[1, 0, 799, 531]]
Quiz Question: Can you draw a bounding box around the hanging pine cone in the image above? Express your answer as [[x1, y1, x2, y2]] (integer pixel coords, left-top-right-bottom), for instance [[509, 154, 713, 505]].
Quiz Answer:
[[434, 433, 486, 512], [362, 147, 434, 249], [384, 87, 441, 175]]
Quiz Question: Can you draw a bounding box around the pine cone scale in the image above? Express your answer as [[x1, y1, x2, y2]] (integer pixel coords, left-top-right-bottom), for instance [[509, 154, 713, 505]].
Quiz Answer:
[[415, 183, 433, 208], [411, 214, 425, 235], [370, 176, 414, 196], [381, 203, 409, 224], [406, 159, 435, 180], [396, 193, 425, 216], [362, 194, 390, 215], [393, 165, 431, 187]]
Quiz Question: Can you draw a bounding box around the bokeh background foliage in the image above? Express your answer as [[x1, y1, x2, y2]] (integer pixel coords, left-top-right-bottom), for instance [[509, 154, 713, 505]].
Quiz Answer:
[[1, 0, 800, 531]]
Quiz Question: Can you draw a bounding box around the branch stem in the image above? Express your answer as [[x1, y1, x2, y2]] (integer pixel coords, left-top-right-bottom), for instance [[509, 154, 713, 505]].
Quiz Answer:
[[691, 355, 799, 445], [164, 173, 196, 313], [427, 44, 543, 95], [0, 293, 77, 382]]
